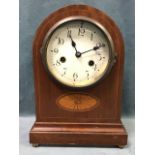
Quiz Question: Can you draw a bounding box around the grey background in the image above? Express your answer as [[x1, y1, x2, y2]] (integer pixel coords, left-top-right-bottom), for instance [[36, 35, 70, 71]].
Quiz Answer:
[[19, 0, 135, 116]]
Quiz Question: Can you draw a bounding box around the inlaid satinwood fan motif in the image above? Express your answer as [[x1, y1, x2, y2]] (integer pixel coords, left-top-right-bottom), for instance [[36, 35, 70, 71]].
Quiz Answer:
[[57, 93, 100, 112]]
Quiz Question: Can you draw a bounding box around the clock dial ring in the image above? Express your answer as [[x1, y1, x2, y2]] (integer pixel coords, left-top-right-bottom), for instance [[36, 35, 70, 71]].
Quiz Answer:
[[41, 16, 116, 88]]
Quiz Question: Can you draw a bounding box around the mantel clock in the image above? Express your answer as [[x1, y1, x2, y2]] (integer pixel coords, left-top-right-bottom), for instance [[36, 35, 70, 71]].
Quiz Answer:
[[30, 4, 127, 147]]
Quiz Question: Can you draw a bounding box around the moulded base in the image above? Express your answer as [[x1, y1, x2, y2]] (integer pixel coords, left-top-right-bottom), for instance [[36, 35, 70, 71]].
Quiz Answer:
[[30, 121, 127, 147]]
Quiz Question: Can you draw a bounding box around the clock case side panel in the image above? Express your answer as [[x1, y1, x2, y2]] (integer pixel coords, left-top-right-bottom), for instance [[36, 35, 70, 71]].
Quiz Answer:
[[30, 4, 127, 146]]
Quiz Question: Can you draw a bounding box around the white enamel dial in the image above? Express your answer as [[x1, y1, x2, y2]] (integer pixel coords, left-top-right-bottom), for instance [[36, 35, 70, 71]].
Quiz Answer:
[[44, 19, 113, 88]]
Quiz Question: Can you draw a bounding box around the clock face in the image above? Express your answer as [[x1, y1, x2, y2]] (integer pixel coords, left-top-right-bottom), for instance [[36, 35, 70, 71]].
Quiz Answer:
[[43, 19, 113, 88]]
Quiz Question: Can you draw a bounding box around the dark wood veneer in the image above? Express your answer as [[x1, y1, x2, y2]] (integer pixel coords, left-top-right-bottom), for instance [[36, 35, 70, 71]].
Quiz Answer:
[[30, 4, 127, 147]]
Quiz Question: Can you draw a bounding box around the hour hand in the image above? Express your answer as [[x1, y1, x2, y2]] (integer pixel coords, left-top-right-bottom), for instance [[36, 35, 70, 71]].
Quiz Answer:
[[68, 30, 81, 58], [68, 33, 76, 48], [71, 39, 76, 48]]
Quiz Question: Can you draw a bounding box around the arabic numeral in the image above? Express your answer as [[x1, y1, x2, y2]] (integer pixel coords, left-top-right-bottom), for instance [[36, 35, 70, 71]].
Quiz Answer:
[[67, 29, 72, 37], [56, 60, 61, 66], [57, 37, 64, 45], [78, 28, 85, 36], [73, 73, 78, 81], [96, 43, 105, 47], [85, 70, 89, 80], [51, 48, 59, 53]]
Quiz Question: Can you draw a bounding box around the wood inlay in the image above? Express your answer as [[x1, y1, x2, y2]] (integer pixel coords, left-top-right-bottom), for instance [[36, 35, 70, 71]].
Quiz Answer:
[[56, 93, 100, 112]]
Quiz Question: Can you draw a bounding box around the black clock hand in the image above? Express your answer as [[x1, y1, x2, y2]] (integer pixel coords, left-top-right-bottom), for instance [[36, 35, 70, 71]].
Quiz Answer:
[[68, 32, 81, 58], [81, 45, 104, 55]]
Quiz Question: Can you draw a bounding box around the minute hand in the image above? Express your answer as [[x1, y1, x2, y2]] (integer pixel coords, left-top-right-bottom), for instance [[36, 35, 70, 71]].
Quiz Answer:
[[81, 45, 103, 55]]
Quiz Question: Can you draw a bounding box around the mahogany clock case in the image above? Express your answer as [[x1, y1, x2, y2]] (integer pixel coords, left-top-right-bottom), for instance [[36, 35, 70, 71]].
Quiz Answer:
[[30, 4, 127, 146]]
